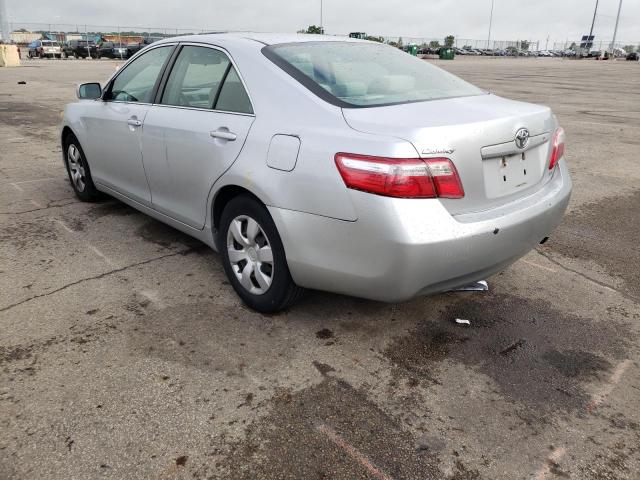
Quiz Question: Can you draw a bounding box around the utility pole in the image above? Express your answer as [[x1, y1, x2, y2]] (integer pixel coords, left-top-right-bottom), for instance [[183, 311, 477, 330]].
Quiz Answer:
[[588, 0, 598, 51], [85, 24, 90, 58], [610, 0, 623, 55], [487, 0, 494, 49], [320, 0, 323, 34], [0, 0, 10, 44]]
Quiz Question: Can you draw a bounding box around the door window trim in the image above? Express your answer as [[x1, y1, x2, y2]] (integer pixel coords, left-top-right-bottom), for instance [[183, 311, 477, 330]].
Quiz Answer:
[[101, 43, 179, 106], [152, 42, 255, 117]]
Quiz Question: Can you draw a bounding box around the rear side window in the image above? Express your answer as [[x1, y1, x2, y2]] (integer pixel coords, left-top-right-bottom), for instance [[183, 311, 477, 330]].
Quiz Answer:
[[160, 45, 253, 114], [161, 46, 230, 109], [263, 41, 484, 108], [215, 66, 253, 114], [108, 46, 173, 103]]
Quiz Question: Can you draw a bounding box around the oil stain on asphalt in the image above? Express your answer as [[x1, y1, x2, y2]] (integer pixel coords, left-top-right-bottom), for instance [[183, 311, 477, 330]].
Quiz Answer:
[[0, 101, 62, 140], [135, 219, 202, 249], [1, 217, 58, 250], [86, 201, 140, 220], [215, 378, 445, 480], [384, 292, 633, 416]]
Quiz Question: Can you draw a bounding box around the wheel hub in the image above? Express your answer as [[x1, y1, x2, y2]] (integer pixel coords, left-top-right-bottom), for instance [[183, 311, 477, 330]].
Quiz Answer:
[[67, 144, 86, 192], [226, 215, 274, 295]]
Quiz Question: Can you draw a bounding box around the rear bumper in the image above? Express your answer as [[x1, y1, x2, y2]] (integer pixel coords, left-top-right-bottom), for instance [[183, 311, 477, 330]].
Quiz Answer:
[[269, 159, 572, 302]]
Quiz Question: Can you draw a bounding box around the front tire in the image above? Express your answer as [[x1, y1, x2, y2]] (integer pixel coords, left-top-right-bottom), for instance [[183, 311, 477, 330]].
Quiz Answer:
[[220, 195, 302, 313], [63, 133, 103, 202]]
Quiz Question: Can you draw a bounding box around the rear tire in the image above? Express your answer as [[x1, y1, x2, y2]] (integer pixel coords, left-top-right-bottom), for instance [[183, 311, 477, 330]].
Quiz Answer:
[[63, 133, 103, 202], [219, 195, 302, 313]]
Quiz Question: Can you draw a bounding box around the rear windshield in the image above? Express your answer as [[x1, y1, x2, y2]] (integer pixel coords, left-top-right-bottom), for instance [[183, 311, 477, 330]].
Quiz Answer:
[[43, 41, 60, 46], [263, 41, 484, 108]]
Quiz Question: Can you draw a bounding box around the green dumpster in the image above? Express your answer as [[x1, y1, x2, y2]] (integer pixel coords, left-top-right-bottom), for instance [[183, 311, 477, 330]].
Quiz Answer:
[[407, 45, 418, 56], [439, 48, 455, 60]]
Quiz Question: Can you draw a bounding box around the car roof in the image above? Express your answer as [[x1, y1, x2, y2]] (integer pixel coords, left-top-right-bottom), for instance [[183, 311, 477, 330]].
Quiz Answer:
[[154, 32, 366, 47]]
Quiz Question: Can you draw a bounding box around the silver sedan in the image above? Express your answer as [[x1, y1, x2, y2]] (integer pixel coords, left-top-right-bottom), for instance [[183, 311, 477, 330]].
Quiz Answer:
[[61, 33, 571, 312]]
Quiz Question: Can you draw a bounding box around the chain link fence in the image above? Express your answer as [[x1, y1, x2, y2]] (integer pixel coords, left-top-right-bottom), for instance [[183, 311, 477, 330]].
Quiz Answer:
[[5, 21, 639, 55], [6, 22, 211, 45]]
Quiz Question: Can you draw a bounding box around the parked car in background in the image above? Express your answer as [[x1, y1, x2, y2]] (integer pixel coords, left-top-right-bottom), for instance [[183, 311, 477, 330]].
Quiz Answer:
[[626, 52, 639, 61], [63, 40, 98, 59], [97, 42, 128, 59], [27, 40, 62, 58], [63, 34, 571, 312], [125, 38, 156, 57]]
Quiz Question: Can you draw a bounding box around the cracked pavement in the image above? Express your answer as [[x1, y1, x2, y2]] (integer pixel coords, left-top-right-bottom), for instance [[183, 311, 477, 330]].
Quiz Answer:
[[1, 57, 639, 479]]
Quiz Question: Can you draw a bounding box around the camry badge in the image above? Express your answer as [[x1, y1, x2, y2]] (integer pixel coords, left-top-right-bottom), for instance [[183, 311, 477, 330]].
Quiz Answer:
[[421, 147, 455, 155], [515, 128, 530, 149]]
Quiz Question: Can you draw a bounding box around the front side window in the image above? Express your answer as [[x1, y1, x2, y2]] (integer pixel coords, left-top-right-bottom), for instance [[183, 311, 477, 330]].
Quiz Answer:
[[263, 42, 484, 108], [108, 46, 173, 103], [161, 46, 230, 109]]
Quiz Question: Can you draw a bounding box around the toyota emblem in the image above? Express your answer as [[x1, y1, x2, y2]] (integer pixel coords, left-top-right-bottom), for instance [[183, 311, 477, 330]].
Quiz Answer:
[[515, 128, 530, 149]]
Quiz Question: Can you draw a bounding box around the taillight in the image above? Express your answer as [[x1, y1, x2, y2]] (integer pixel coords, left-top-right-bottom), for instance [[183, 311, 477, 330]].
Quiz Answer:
[[549, 127, 565, 170], [334, 153, 464, 199]]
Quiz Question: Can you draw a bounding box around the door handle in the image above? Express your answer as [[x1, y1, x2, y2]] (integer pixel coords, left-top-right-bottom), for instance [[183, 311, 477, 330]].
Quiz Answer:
[[210, 129, 237, 141], [127, 118, 142, 127]]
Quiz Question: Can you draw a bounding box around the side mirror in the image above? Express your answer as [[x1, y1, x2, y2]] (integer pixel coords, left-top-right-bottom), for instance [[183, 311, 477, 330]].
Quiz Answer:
[[77, 82, 102, 100]]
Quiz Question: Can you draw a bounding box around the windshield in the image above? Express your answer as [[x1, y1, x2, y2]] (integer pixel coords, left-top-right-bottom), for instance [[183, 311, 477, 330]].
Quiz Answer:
[[43, 41, 59, 46], [263, 41, 484, 108]]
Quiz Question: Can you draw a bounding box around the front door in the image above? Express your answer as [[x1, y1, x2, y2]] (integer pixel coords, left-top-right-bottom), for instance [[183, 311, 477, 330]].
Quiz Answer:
[[83, 45, 174, 205], [141, 45, 255, 228]]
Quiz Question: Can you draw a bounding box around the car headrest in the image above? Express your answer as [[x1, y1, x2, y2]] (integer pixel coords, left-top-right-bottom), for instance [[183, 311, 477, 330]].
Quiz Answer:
[[333, 81, 367, 98], [367, 75, 416, 95]]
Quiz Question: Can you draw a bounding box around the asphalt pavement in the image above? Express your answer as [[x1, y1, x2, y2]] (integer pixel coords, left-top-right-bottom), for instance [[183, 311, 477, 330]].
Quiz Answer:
[[1, 56, 639, 479]]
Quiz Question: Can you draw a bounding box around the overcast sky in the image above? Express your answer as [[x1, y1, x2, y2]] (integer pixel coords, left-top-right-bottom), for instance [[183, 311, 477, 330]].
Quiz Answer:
[[7, 0, 640, 44]]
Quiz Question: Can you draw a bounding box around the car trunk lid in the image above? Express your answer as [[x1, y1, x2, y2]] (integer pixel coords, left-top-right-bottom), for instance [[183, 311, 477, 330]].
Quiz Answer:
[[342, 94, 557, 216]]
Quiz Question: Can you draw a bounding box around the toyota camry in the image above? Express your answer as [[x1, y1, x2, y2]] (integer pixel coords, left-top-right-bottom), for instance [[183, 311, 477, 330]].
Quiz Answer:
[[61, 33, 572, 312]]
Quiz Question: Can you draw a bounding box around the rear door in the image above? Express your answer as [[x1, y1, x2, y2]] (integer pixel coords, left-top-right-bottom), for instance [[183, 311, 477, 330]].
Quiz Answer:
[[82, 44, 175, 205], [141, 44, 254, 229]]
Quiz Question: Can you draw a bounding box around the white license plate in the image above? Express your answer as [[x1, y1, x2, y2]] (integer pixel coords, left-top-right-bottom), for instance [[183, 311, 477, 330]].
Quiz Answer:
[[483, 149, 545, 199]]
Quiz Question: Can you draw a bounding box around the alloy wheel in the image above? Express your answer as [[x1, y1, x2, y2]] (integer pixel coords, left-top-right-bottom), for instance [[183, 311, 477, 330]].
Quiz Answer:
[[67, 144, 86, 192], [226, 215, 274, 295]]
